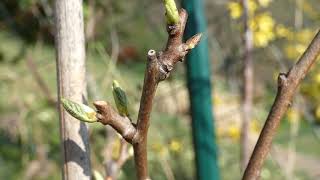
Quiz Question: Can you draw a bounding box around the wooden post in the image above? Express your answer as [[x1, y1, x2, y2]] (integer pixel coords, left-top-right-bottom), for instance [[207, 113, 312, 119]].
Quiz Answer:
[[54, 0, 91, 179]]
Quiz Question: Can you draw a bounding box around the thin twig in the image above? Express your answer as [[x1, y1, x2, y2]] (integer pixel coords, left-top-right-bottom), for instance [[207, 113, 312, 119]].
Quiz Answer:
[[242, 30, 320, 180]]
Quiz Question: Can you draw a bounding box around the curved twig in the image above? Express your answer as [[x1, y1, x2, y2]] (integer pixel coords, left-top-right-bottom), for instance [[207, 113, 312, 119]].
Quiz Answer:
[[242, 30, 320, 180]]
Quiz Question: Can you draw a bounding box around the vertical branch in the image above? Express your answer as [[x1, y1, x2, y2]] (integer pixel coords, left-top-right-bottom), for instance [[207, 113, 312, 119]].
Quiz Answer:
[[242, 30, 320, 180], [130, 9, 199, 180], [133, 50, 159, 180], [240, 0, 254, 172], [54, 0, 91, 179]]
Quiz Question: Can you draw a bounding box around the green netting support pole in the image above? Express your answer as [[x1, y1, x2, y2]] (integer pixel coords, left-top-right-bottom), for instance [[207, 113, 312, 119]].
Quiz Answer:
[[181, 0, 220, 179]]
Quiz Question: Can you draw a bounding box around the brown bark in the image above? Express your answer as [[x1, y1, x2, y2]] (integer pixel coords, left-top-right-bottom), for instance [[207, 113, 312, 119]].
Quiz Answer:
[[54, 0, 91, 179], [242, 30, 320, 180], [94, 101, 136, 143], [93, 9, 201, 180], [241, 0, 254, 171]]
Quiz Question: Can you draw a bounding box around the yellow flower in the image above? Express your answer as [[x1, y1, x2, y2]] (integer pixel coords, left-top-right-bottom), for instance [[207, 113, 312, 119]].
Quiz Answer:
[[276, 24, 291, 38], [256, 13, 274, 31], [254, 31, 270, 47], [248, 0, 258, 15], [287, 109, 299, 124], [314, 73, 320, 84], [258, 0, 272, 7], [227, 2, 242, 19], [228, 125, 240, 140], [169, 140, 182, 152], [251, 13, 275, 47]]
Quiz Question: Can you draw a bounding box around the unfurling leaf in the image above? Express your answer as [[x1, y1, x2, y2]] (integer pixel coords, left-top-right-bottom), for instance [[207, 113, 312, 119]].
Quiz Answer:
[[163, 0, 180, 25], [112, 80, 129, 117], [61, 98, 97, 123]]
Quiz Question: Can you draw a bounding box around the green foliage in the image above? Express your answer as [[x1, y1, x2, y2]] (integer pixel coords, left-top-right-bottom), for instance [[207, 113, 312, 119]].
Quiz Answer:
[[163, 0, 180, 25], [112, 80, 129, 117], [61, 98, 97, 123]]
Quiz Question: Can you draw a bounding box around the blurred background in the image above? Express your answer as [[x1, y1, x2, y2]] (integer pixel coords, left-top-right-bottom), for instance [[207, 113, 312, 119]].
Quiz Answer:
[[0, 0, 320, 179]]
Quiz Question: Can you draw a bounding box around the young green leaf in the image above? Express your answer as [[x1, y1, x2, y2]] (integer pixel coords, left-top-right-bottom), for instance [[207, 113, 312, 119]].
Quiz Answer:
[[164, 0, 180, 25], [61, 98, 97, 123], [112, 80, 129, 117]]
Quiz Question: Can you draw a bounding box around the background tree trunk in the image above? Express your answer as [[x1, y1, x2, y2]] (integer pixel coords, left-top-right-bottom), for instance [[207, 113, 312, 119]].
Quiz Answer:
[[54, 0, 92, 179], [240, 0, 254, 172]]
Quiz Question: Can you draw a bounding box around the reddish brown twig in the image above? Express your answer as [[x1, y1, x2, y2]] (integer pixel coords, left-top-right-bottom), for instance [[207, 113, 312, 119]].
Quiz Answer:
[[242, 30, 320, 180], [93, 9, 201, 180], [94, 101, 136, 143]]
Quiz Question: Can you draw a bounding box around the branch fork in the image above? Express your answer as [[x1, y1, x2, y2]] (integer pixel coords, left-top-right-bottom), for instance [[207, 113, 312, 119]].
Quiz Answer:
[[93, 101, 136, 143], [92, 9, 202, 180]]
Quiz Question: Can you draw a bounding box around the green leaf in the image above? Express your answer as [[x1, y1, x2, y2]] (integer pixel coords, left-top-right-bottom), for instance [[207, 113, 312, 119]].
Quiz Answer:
[[112, 80, 129, 117], [164, 0, 180, 25], [61, 98, 97, 123]]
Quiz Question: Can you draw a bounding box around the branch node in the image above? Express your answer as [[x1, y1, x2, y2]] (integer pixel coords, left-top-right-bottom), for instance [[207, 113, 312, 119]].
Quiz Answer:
[[167, 24, 180, 35], [147, 50, 157, 61], [93, 100, 137, 143], [278, 73, 288, 88]]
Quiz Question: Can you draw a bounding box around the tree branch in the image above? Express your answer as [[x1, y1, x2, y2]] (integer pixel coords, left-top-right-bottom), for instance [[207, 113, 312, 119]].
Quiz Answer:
[[242, 30, 320, 180], [132, 9, 201, 180], [93, 101, 136, 143]]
